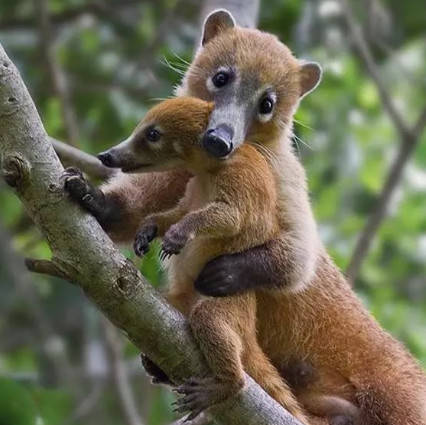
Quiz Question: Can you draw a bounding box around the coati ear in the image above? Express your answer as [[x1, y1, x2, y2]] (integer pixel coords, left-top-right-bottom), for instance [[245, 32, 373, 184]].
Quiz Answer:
[[201, 9, 236, 46], [299, 62, 322, 98]]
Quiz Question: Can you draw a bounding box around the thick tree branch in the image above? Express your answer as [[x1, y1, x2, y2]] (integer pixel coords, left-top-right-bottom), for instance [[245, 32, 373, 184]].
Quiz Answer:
[[0, 43, 302, 425], [341, 0, 426, 283]]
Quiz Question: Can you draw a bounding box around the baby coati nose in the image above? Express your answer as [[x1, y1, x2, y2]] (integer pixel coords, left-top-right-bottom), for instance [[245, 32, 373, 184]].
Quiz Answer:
[[97, 151, 115, 167], [202, 125, 234, 158]]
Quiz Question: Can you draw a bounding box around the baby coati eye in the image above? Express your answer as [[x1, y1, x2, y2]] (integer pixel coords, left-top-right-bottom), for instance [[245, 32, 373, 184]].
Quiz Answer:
[[259, 96, 274, 115], [145, 127, 161, 142], [212, 71, 230, 88]]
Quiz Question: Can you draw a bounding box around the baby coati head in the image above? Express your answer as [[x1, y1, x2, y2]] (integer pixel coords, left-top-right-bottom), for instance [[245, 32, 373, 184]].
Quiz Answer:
[[178, 9, 322, 158], [97, 97, 214, 173]]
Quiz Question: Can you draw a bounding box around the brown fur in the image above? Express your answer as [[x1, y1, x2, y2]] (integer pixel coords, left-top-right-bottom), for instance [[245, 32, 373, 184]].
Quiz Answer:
[[131, 96, 310, 423], [93, 16, 426, 425]]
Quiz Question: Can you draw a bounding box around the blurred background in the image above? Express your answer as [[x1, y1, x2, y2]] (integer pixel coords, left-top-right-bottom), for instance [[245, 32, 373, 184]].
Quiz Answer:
[[0, 0, 425, 424]]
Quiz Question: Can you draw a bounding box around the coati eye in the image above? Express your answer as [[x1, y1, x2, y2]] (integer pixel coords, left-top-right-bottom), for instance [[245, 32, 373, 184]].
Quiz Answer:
[[212, 71, 230, 88], [145, 127, 161, 142], [259, 96, 275, 115]]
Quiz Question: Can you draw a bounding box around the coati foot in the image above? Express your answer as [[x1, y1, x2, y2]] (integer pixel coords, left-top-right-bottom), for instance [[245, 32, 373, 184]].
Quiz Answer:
[[62, 167, 104, 217], [195, 253, 249, 297], [134, 221, 158, 257], [140, 354, 172, 385], [173, 376, 243, 420], [161, 224, 190, 259]]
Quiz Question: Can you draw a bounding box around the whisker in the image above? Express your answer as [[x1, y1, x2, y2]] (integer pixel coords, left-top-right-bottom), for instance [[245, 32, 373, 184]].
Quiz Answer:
[[161, 57, 186, 76], [249, 141, 281, 170], [293, 133, 314, 151], [171, 51, 191, 66], [293, 118, 314, 131]]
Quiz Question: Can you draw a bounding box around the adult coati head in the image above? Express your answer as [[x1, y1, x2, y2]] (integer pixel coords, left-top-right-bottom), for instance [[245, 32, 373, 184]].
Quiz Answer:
[[177, 9, 322, 158], [97, 97, 215, 173]]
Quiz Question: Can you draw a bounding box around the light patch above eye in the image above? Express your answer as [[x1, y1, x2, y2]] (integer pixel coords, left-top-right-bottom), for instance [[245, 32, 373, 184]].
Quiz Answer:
[[206, 66, 234, 92]]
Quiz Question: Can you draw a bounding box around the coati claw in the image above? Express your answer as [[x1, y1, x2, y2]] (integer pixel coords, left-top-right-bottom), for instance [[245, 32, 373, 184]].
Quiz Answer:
[[159, 249, 172, 261], [134, 222, 158, 257], [173, 377, 235, 420], [161, 223, 189, 257]]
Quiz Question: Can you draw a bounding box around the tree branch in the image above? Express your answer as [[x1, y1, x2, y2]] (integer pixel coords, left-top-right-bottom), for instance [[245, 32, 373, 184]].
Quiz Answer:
[[341, 0, 426, 283], [102, 318, 145, 425], [34, 0, 80, 147], [50, 137, 115, 180], [0, 0, 141, 31], [0, 43, 302, 425], [339, 0, 410, 139]]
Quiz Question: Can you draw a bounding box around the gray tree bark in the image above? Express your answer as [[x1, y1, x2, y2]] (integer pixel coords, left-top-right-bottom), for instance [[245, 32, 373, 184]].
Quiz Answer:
[[0, 42, 302, 425]]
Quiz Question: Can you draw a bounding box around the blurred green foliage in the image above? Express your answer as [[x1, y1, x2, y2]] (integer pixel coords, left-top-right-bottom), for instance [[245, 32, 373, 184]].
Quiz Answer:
[[0, 0, 425, 424]]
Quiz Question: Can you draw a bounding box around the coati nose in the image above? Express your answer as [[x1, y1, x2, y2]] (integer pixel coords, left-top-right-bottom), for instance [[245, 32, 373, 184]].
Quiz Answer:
[[97, 151, 115, 167], [202, 125, 234, 158]]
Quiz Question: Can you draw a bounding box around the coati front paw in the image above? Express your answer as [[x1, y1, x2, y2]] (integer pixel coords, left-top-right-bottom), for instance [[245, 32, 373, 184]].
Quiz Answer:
[[173, 376, 241, 421], [134, 221, 158, 257], [140, 354, 172, 385], [160, 224, 190, 259], [62, 167, 104, 216]]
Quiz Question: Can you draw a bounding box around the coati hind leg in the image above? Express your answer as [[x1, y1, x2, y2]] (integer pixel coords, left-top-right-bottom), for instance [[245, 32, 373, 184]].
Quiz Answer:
[[174, 295, 311, 424], [173, 296, 248, 420]]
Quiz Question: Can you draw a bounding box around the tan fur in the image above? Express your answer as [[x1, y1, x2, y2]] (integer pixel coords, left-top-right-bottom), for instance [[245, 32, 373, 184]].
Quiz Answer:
[[131, 97, 310, 423], [100, 20, 426, 425]]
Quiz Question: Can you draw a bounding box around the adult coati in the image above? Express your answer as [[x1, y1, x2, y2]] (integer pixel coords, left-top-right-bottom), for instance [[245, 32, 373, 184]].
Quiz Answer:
[[64, 9, 426, 425]]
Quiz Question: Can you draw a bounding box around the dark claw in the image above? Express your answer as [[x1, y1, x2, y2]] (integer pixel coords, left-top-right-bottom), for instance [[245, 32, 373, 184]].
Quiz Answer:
[[172, 376, 230, 420], [134, 222, 158, 257], [161, 223, 189, 257]]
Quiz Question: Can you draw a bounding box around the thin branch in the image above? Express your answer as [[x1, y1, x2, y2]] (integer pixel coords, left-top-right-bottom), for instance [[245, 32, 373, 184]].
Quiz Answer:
[[0, 0, 140, 31], [0, 42, 302, 425], [34, 0, 80, 147], [0, 220, 73, 386], [340, 0, 410, 139], [50, 137, 116, 180], [102, 318, 145, 425], [25, 257, 72, 281], [341, 0, 426, 283]]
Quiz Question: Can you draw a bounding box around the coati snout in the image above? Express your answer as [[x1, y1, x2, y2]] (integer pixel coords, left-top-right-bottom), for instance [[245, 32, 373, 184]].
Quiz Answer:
[[202, 124, 234, 158]]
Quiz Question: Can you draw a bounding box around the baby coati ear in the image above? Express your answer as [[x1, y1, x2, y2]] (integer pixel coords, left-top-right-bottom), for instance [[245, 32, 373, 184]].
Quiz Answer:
[[299, 62, 322, 98], [202, 9, 236, 46]]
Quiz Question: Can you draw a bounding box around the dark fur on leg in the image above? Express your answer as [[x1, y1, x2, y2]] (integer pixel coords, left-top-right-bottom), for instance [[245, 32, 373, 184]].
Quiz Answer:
[[194, 239, 285, 297], [62, 167, 122, 231]]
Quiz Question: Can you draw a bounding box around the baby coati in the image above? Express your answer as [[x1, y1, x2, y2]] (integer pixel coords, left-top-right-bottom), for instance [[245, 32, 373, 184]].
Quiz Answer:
[[102, 96, 309, 423], [63, 9, 426, 425]]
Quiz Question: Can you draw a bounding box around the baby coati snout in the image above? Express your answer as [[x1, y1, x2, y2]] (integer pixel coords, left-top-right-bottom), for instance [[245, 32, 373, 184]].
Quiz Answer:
[[97, 97, 215, 173]]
